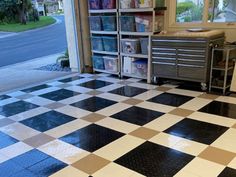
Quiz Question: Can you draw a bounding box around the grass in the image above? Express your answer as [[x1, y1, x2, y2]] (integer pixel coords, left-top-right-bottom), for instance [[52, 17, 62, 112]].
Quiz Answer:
[[0, 16, 56, 32]]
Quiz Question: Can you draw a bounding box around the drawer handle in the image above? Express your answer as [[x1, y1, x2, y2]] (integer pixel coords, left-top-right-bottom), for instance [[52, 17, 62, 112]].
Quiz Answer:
[[178, 64, 204, 68], [152, 39, 206, 43], [153, 62, 176, 66], [178, 54, 205, 58], [152, 48, 176, 51], [178, 49, 205, 53], [153, 57, 175, 60], [153, 52, 176, 56], [178, 59, 205, 62]]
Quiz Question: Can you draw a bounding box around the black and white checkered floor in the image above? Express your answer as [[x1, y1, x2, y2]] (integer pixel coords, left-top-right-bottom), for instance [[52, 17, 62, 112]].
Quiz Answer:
[[0, 73, 236, 177]]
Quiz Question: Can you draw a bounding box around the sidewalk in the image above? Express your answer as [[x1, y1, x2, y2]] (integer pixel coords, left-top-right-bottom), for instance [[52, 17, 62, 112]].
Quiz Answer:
[[0, 32, 17, 39], [0, 53, 74, 94]]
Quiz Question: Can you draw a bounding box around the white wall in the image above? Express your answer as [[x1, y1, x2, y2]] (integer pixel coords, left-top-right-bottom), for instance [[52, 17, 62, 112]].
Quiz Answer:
[[63, 0, 81, 72]]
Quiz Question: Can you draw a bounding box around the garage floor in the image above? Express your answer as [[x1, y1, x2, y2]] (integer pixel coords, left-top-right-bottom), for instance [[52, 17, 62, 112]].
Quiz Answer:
[[0, 73, 235, 177]]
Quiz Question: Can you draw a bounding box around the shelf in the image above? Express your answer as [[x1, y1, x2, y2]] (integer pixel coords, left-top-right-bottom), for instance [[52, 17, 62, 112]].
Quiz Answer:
[[94, 69, 119, 75], [211, 85, 231, 89], [92, 50, 118, 55], [89, 9, 117, 13], [120, 31, 158, 36], [212, 66, 234, 71], [121, 53, 148, 59], [122, 73, 147, 80], [91, 31, 118, 35], [119, 7, 167, 13]]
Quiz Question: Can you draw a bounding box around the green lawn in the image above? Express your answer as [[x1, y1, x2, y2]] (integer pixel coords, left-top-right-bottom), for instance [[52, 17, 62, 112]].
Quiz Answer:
[[0, 16, 56, 32]]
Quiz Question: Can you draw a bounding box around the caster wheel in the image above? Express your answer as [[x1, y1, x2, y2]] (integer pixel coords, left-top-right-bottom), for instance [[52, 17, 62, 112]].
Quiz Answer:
[[201, 83, 208, 91]]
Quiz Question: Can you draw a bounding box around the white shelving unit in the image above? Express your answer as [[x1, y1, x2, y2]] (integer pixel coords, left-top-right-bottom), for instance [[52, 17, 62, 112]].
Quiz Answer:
[[118, 1, 166, 83], [88, 0, 166, 82], [88, 1, 120, 76]]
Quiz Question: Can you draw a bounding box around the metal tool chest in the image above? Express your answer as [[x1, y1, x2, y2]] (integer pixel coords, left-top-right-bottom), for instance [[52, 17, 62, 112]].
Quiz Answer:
[[151, 32, 225, 90]]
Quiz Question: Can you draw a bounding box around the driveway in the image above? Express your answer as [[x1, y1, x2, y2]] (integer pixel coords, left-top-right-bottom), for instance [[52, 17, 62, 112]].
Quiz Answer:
[[0, 15, 67, 68]]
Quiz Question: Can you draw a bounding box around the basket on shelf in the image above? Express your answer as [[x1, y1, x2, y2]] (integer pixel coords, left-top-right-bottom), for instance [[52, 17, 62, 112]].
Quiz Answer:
[[102, 36, 118, 52], [101, 16, 117, 31]]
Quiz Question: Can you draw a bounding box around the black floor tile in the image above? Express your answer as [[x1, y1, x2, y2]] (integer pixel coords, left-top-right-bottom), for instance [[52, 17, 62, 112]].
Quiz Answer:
[[12, 149, 49, 168], [164, 118, 228, 145], [199, 101, 236, 119], [27, 157, 67, 177], [0, 101, 39, 117], [71, 97, 117, 112], [0, 95, 11, 100], [147, 93, 193, 107], [0, 160, 24, 177], [218, 167, 236, 177], [13, 170, 38, 177], [21, 84, 51, 93], [109, 86, 147, 97], [111, 106, 164, 126], [115, 141, 194, 177], [20, 111, 76, 132], [177, 81, 202, 92], [60, 124, 124, 152], [78, 80, 113, 89], [59, 76, 83, 83], [39, 89, 80, 101], [0, 132, 18, 149]]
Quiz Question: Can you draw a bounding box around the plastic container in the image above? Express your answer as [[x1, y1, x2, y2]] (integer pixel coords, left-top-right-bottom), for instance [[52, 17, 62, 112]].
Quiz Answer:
[[89, 0, 101, 10], [103, 56, 118, 72], [120, 16, 136, 32], [135, 15, 153, 32], [89, 16, 102, 31], [102, 36, 118, 52], [121, 39, 141, 54], [102, 0, 116, 9], [132, 59, 148, 77], [91, 36, 104, 51], [101, 16, 117, 31], [120, 0, 135, 8], [140, 38, 149, 55], [134, 0, 165, 8], [92, 56, 105, 70]]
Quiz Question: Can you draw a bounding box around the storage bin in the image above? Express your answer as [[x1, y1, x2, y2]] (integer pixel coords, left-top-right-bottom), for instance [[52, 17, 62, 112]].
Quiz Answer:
[[135, 15, 153, 32], [102, 0, 116, 9], [132, 59, 148, 77], [89, 0, 101, 10], [92, 56, 105, 70], [140, 38, 149, 55], [134, 0, 165, 8], [102, 36, 118, 52], [91, 36, 104, 51], [103, 56, 118, 72], [89, 16, 102, 31], [121, 39, 141, 54], [120, 16, 136, 32], [120, 0, 135, 8], [101, 16, 116, 31]]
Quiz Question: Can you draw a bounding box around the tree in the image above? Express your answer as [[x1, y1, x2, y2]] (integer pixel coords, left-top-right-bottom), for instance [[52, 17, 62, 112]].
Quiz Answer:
[[16, 0, 32, 24], [0, 0, 32, 24]]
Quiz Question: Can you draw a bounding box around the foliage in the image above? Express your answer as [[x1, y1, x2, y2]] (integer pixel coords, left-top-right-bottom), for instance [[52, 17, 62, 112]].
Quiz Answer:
[[57, 49, 69, 62], [0, 16, 56, 32], [57, 49, 70, 68], [0, 0, 33, 24], [176, 2, 195, 16], [191, 4, 204, 22]]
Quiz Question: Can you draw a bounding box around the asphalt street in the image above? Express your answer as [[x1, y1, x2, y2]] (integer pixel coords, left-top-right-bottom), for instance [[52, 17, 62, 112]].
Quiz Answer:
[[0, 15, 67, 68]]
